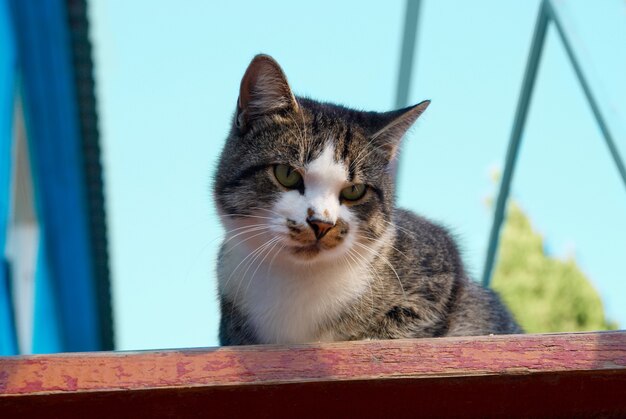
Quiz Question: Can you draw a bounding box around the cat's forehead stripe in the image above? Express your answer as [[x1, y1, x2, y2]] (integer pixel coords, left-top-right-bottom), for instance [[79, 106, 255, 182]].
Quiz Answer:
[[340, 125, 356, 181], [340, 125, 352, 160]]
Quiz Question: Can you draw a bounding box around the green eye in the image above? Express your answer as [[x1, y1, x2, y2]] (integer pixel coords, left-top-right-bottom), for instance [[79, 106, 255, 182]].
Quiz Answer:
[[274, 164, 302, 188], [340, 184, 367, 201]]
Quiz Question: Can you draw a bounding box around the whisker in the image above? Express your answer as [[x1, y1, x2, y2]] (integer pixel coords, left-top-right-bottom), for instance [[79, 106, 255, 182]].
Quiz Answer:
[[221, 226, 272, 247], [194, 221, 268, 245], [219, 213, 276, 221], [230, 238, 281, 315], [343, 250, 376, 324], [352, 240, 407, 299], [296, 105, 312, 162], [346, 246, 391, 335], [381, 218, 415, 239], [223, 223, 271, 235], [347, 246, 384, 299], [356, 231, 411, 262], [222, 228, 273, 255], [241, 237, 281, 285], [267, 242, 286, 272], [249, 206, 285, 218], [242, 237, 283, 300], [349, 137, 381, 171], [286, 113, 308, 157], [225, 237, 278, 308]]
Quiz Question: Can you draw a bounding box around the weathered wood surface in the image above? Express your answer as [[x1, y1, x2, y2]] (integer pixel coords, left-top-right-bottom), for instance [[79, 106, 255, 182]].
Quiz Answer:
[[1, 331, 625, 418]]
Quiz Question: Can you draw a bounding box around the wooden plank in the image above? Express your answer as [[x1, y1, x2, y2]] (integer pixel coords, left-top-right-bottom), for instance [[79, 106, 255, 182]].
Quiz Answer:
[[1, 331, 625, 418]]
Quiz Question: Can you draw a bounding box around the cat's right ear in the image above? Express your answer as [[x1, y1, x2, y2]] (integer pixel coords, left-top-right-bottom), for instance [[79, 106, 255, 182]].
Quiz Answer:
[[236, 54, 298, 132], [370, 100, 430, 161]]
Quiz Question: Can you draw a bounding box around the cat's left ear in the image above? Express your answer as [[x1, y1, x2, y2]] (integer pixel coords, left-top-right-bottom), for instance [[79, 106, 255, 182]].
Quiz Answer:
[[370, 100, 430, 160], [236, 54, 298, 132]]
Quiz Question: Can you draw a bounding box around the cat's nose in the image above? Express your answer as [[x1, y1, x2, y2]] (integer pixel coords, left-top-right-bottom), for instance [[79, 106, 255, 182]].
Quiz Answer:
[[306, 217, 335, 240]]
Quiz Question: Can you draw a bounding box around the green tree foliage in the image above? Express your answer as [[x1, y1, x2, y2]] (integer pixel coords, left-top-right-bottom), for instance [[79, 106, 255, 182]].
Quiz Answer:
[[491, 203, 617, 333]]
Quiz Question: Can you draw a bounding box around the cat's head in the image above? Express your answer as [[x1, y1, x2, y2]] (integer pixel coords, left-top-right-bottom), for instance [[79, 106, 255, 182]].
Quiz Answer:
[[214, 54, 429, 264]]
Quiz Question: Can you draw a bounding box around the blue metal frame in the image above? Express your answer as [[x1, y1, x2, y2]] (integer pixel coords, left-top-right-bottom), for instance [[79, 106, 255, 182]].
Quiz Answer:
[[396, 0, 422, 109], [9, 0, 103, 351], [548, 2, 626, 190], [0, 0, 18, 355], [392, 0, 626, 288], [481, 0, 626, 287], [481, 1, 551, 287]]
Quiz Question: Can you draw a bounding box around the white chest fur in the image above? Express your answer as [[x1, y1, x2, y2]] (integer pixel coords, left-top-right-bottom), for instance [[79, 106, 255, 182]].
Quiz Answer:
[[219, 245, 372, 344]]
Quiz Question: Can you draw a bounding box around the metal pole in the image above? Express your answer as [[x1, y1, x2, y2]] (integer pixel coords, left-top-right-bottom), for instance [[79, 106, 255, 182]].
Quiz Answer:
[[395, 0, 422, 109], [547, 0, 626, 191], [482, 1, 551, 287]]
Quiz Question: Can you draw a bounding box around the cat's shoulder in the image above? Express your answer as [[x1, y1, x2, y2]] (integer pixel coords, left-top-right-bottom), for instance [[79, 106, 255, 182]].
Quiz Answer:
[[393, 208, 455, 241], [392, 208, 462, 259]]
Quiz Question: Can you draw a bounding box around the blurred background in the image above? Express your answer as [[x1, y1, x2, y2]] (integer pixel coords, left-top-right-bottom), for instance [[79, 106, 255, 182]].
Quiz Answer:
[[1, 0, 625, 354]]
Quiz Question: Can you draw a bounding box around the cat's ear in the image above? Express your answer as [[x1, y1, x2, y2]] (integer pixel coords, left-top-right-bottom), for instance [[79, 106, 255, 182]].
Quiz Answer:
[[236, 54, 298, 131], [370, 100, 430, 160]]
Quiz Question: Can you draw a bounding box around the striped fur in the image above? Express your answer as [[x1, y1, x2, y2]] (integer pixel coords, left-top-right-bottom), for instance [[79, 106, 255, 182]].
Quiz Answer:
[[214, 55, 521, 345]]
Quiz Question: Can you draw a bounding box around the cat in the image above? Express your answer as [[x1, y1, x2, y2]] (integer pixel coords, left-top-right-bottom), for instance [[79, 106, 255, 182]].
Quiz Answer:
[[214, 54, 521, 345]]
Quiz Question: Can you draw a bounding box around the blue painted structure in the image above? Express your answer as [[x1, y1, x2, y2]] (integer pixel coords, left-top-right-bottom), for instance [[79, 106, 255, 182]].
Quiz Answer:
[[32, 240, 63, 353], [0, 0, 17, 355], [0, 0, 112, 354]]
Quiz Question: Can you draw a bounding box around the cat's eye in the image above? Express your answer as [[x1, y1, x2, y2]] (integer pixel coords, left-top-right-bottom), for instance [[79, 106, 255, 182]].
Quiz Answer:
[[340, 184, 367, 201], [274, 164, 303, 189]]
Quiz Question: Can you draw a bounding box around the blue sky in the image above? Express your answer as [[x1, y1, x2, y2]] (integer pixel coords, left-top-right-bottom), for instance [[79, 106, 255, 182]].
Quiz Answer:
[[89, 0, 626, 350]]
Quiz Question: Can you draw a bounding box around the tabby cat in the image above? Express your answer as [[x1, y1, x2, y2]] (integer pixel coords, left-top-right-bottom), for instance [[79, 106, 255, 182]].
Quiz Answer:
[[214, 54, 521, 345]]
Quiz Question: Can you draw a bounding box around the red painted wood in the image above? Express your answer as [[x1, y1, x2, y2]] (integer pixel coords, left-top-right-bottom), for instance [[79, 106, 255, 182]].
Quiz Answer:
[[1, 331, 625, 418]]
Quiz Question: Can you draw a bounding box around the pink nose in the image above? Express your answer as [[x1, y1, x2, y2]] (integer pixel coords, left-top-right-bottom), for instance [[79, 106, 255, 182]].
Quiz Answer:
[[306, 217, 335, 240]]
